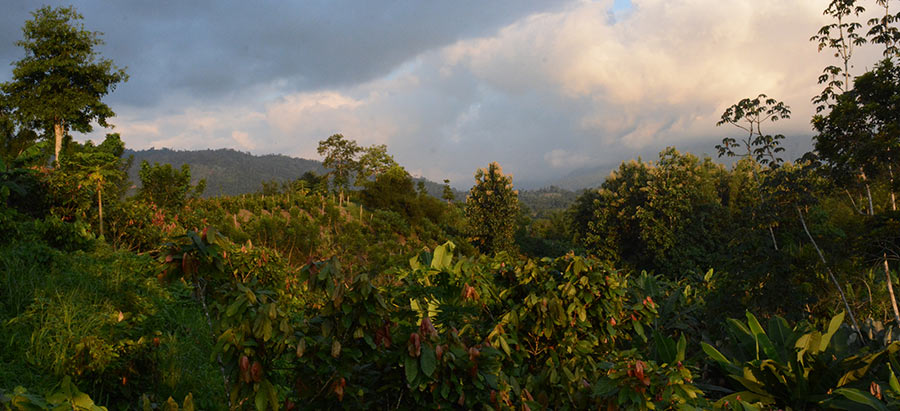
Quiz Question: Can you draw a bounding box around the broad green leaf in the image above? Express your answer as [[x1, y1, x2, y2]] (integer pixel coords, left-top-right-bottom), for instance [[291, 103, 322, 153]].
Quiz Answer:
[[653, 330, 677, 364], [889, 363, 900, 394], [727, 317, 756, 356], [739, 401, 762, 411], [225, 297, 246, 317], [715, 392, 772, 409], [549, 367, 559, 384], [704, 268, 714, 282], [404, 355, 419, 384], [264, 380, 278, 411], [757, 333, 781, 363], [746, 312, 772, 360], [421, 345, 437, 378], [767, 316, 793, 359], [571, 258, 587, 275], [799, 332, 822, 356], [430, 241, 455, 270], [838, 349, 888, 387], [676, 334, 687, 362], [498, 335, 511, 356], [71, 391, 99, 409], [702, 342, 730, 365], [821, 311, 846, 352], [702, 342, 743, 376], [745, 312, 766, 338], [575, 339, 593, 354], [633, 320, 646, 341], [832, 388, 888, 411], [182, 393, 195, 411], [731, 375, 773, 398], [254, 386, 267, 411]]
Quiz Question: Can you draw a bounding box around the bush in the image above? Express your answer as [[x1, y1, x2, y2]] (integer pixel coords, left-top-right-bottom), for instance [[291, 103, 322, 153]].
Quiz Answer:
[[34, 216, 96, 252]]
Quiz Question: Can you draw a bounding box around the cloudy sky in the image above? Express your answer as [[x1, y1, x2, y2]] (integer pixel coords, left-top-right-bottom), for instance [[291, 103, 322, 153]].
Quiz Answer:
[[0, 0, 890, 187]]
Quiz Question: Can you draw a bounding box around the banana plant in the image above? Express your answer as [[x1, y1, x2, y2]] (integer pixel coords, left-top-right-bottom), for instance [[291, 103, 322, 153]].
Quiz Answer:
[[702, 311, 900, 409]]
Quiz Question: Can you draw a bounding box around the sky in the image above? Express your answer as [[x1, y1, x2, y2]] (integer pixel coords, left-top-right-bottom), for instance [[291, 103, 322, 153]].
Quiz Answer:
[[0, 0, 891, 188]]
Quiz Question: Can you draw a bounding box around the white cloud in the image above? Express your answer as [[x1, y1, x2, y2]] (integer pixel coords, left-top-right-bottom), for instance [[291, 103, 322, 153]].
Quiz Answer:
[[231, 130, 254, 150], [545, 149, 591, 168], [441, 0, 853, 147], [103, 0, 890, 186]]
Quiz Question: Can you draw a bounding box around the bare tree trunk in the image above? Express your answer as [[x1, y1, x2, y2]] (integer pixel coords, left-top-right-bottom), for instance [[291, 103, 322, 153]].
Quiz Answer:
[[845, 189, 865, 215], [751, 164, 778, 250], [860, 169, 874, 215], [53, 121, 64, 166], [768, 226, 779, 251], [797, 206, 864, 342], [97, 182, 104, 238], [889, 164, 897, 212], [865, 183, 875, 215], [884, 252, 900, 327]]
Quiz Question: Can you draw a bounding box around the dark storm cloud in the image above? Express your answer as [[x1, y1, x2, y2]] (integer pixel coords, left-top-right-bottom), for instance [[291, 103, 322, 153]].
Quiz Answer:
[[0, 0, 573, 107]]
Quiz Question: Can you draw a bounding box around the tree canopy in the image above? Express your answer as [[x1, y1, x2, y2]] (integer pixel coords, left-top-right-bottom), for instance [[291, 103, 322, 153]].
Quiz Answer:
[[1, 6, 127, 164], [466, 162, 519, 254], [137, 161, 205, 209]]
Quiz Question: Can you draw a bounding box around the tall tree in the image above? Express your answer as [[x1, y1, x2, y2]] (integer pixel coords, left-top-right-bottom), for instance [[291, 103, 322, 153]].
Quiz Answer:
[[866, 0, 900, 57], [356, 144, 398, 185], [317, 134, 361, 206], [810, 0, 867, 113], [45, 134, 128, 234], [359, 164, 417, 217], [1, 6, 128, 165], [715, 94, 791, 168], [138, 161, 206, 209], [586, 149, 729, 275], [0, 99, 39, 168], [442, 179, 455, 204], [715, 94, 791, 250], [465, 162, 519, 254], [814, 58, 900, 326], [70, 150, 122, 238], [813, 58, 900, 210]]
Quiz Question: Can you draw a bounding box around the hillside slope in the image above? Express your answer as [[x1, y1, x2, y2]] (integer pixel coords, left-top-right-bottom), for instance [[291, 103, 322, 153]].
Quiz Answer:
[[125, 148, 326, 197]]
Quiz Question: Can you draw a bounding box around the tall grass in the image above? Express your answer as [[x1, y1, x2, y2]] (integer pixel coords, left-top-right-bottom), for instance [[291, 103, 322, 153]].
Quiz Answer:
[[0, 220, 222, 408]]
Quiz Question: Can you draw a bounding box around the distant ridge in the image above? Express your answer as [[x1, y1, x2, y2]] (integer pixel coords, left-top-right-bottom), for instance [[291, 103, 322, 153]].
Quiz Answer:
[[545, 164, 617, 191], [123, 148, 596, 212], [123, 148, 467, 199], [124, 148, 326, 197]]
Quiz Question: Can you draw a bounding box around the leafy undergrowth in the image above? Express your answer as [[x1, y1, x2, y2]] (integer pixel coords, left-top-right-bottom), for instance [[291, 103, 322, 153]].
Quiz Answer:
[[6, 206, 900, 409], [0, 213, 221, 409], [106, 186, 470, 273]]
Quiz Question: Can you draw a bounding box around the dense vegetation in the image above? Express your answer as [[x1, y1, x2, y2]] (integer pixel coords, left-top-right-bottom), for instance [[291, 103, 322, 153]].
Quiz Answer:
[[3, 1, 900, 410], [123, 148, 466, 201]]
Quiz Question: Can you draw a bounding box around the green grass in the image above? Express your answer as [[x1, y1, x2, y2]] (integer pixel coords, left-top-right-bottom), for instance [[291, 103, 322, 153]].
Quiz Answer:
[[0, 222, 223, 408]]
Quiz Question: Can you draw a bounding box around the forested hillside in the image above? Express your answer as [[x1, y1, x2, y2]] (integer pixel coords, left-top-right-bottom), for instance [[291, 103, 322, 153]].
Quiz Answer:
[[123, 148, 467, 201], [3, 2, 900, 410], [125, 148, 326, 197]]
